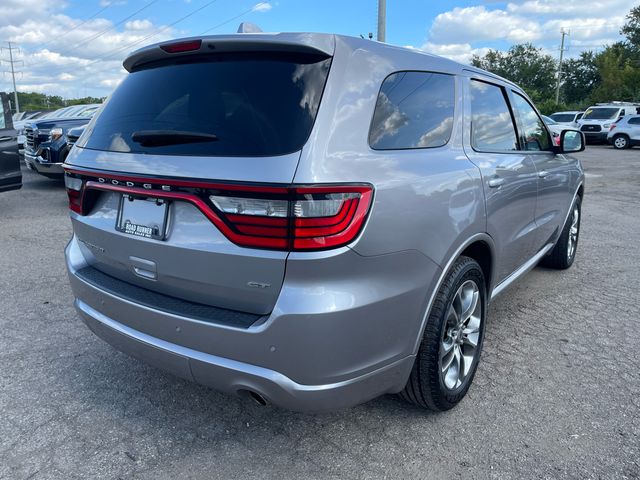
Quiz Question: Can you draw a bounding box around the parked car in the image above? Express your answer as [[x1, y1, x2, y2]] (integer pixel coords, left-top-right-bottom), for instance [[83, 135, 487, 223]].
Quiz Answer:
[[577, 102, 640, 143], [63, 33, 585, 412], [16, 110, 59, 156], [607, 115, 640, 149], [0, 92, 22, 192], [23, 104, 100, 178], [549, 111, 584, 127], [541, 115, 563, 146]]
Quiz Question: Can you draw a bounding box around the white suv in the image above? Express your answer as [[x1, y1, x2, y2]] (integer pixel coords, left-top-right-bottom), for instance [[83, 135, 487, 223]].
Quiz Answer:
[[607, 115, 640, 149]]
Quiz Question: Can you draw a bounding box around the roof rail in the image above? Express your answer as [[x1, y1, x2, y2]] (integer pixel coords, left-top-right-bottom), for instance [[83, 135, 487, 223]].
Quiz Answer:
[[595, 101, 640, 106]]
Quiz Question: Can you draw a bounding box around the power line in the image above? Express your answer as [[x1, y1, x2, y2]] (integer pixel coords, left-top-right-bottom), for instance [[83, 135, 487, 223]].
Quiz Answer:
[[200, 5, 256, 35], [40, 3, 114, 50], [1, 42, 23, 113], [82, 0, 222, 67], [60, 0, 162, 53]]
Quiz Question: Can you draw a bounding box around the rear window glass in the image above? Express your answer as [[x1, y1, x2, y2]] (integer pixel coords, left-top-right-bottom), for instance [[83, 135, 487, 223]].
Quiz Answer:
[[369, 71, 454, 150], [80, 52, 331, 157], [628, 117, 640, 125], [550, 113, 575, 123]]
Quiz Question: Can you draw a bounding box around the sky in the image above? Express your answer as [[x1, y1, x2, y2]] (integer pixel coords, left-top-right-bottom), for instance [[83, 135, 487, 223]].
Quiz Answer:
[[0, 0, 637, 100]]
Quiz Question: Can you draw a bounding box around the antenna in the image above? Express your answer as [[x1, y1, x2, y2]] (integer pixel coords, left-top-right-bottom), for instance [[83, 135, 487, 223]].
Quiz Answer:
[[237, 22, 263, 33]]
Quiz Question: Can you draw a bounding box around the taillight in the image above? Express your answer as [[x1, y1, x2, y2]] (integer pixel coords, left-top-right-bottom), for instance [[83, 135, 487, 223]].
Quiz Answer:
[[63, 168, 374, 252], [160, 39, 202, 53], [610, 124, 617, 130], [209, 186, 373, 251], [64, 174, 84, 214]]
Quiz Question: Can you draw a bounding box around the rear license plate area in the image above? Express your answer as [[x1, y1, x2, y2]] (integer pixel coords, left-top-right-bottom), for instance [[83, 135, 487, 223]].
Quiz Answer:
[[116, 195, 169, 240]]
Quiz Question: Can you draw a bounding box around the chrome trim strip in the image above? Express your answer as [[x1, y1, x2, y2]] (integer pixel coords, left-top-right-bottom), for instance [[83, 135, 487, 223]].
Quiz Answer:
[[491, 243, 554, 300]]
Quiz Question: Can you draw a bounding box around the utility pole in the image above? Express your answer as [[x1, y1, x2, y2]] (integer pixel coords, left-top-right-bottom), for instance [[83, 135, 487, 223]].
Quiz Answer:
[[1, 42, 23, 114], [377, 0, 386, 42], [555, 29, 569, 104]]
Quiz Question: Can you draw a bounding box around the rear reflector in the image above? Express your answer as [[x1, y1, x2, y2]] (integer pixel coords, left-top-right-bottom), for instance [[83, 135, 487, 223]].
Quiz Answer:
[[63, 170, 373, 252], [160, 39, 202, 53]]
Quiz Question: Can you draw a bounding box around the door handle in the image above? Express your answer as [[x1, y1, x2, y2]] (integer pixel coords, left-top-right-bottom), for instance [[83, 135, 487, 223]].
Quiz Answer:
[[488, 177, 505, 188], [538, 170, 550, 178], [0, 136, 12, 142]]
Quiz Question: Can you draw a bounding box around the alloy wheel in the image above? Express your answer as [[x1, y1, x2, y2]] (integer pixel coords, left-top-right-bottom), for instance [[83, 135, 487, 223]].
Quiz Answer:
[[614, 137, 627, 149], [567, 204, 579, 261], [440, 280, 482, 390]]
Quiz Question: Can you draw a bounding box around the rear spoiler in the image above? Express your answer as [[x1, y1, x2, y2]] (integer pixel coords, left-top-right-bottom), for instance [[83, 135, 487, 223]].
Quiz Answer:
[[123, 33, 335, 72]]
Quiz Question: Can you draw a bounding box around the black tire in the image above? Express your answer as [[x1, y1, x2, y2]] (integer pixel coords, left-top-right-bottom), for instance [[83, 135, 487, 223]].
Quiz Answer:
[[541, 196, 581, 270], [612, 134, 630, 149], [400, 256, 486, 411]]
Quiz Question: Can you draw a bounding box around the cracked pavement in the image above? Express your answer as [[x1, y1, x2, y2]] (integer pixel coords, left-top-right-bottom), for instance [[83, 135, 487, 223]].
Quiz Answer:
[[1, 145, 638, 479]]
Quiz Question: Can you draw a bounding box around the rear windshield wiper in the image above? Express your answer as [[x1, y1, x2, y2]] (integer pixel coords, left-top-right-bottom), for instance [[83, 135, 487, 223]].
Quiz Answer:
[[131, 130, 219, 147]]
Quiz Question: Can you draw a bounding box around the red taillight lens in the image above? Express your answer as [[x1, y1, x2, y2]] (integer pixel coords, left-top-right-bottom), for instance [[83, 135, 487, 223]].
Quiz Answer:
[[160, 39, 202, 53], [64, 169, 374, 252], [64, 174, 84, 214], [610, 124, 617, 130], [210, 186, 373, 251]]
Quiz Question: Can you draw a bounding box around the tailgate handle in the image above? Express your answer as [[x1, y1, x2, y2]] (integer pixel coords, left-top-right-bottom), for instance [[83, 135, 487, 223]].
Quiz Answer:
[[129, 256, 157, 280]]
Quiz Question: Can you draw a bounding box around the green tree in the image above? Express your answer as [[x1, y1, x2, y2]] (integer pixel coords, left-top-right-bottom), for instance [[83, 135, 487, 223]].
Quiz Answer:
[[562, 51, 600, 104], [471, 43, 557, 104], [621, 5, 640, 48]]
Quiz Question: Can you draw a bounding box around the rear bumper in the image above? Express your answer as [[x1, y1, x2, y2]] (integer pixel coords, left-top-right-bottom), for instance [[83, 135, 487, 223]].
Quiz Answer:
[[76, 298, 414, 411], [66, 236, 437, 411], [24, 150, 64, 176]]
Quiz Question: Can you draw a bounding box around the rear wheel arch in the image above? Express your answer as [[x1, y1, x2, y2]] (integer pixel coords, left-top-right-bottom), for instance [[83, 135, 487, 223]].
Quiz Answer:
[[460, 240, 493, 295], [411, 233, 495, 355]]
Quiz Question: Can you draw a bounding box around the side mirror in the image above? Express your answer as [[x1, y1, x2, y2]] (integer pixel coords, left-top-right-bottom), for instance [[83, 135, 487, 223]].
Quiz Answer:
[[557, 129, 585, 153]]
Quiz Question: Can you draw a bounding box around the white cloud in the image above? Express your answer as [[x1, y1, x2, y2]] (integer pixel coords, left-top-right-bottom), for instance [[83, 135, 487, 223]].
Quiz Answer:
[[0, 6, 175, 99], [422, 0, 636, 65], [429, 6, 542, 44], [252, 2, 272, 12], [419, 42, 490, 64], [125, 19, 153, 31]]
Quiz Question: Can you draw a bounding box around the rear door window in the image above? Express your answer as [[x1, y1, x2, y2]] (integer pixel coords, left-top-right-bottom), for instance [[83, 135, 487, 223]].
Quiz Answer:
[[369, 71, 455, 150], [469, 80, 518, 152], [81, 52, 331, 157]]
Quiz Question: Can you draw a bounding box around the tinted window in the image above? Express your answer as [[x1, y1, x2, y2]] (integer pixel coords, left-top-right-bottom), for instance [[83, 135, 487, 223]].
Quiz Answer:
[[0, 99, 5, 129], [81, 52, 331, 157], [470, 80, 518, 152], [628, 117, 640, 125], [582, 108, 619, 120], [511, 93, 551, 151], [550, 113, 576, 123], [369, 71, 454, 150]]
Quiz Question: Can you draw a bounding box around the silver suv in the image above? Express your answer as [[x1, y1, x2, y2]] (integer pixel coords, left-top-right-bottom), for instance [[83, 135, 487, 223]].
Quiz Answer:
[[64, 33, 585, 411]]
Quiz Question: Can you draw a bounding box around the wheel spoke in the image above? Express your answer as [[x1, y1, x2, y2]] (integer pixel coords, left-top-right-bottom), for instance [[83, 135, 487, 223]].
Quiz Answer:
[[461, 288, 479, 324], [462, 330, 479, 348], [443, 346, 461, 389]]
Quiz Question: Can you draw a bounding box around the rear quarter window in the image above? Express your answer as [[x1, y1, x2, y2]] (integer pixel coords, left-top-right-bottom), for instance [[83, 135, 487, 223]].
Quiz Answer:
[[369, 71, 455, 150], [80, 52, 331, 157]]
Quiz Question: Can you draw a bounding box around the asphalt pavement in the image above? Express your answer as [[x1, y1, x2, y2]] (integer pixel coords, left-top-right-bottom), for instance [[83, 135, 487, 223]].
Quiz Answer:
[[1, 145, 638, 479]]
